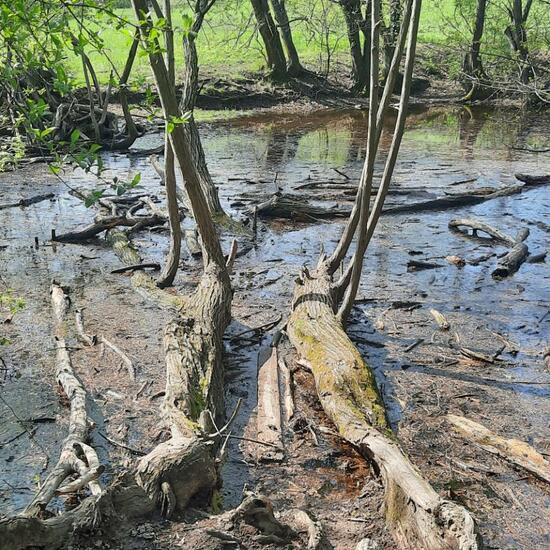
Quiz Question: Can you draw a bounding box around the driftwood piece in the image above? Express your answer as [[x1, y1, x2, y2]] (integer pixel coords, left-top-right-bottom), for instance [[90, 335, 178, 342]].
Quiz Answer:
[[256, 344, 284, 461], [430, 308, 450, 330], [53, 214, 164, 243], [287, 265, 479, 549], [491, 242, 529, 279], [514, 173, 550, 186], [407, 259, 443, 271], [449, 218, 517, 246], [0, 193, 55, 210], [448, 415, 550, 483]]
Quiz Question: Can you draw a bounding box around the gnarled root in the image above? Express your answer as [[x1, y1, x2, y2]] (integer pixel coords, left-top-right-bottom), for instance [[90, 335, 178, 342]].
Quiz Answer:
[[287, 264, 481, 549]]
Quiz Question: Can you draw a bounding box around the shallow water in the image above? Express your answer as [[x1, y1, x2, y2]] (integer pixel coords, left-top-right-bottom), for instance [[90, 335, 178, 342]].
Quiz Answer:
[[0, 105, 549, 547]]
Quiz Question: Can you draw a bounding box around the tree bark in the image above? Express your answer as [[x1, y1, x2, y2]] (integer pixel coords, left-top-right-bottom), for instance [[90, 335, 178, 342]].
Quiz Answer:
[[461, 0, 488, 100], [269, 0, 304, 75], [504, 0, 532, 85], [287, 265, 480, 549], [340, 0, 371, 93], [157, 0, 182, 288], [250, 0, 288, 79], [180, 14, 225, 217]]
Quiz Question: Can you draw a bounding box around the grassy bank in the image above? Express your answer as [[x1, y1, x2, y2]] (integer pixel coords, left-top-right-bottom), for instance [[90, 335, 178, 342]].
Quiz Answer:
[[64, 1, 547, 87]]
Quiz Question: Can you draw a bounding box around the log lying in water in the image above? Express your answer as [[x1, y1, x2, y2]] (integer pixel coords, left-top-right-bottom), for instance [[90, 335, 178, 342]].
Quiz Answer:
[[253, 193, 351, 220], [0, 193, 55, 210], [491, 242, 529, 279], [287, 265, 479, 549], [23, 282, 103, 518], [383, 184, 524, 215], [514, 173, 550, 186], [449, 218, 517, 247], [448, 414, 550, 483]]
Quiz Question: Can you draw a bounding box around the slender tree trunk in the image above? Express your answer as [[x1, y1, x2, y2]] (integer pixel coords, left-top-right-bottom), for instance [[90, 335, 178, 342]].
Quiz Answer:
[[504, 0, 533, 85], [340, 0, 369, 92], [269, 0, 304, 75], [382, 0, 402, 78], [179, 11, 225, 217], [461, 0, 488, 99], [250, 0, 288, 79], [157, 0, 181, 288]]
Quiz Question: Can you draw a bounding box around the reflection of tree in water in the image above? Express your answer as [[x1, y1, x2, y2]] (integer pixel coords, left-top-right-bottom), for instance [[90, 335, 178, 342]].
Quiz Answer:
[[458, 106, 486, 160]]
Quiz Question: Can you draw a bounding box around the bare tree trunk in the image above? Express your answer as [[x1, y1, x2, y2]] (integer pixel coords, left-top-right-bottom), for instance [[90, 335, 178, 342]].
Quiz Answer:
[[340, 0, 370, 92], [177, 3, 225, 217], [382, 0, 402, 79], [250, 0, 288, 79], [461, 0, 488, 100], [269, 0, 304, 75], [157, 0, 181, 288], [504, 0, 533, 85]]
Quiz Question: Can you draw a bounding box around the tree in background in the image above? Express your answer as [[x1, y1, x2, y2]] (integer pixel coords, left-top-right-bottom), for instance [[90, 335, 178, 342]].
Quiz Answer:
[[250, 0, 289, 78]]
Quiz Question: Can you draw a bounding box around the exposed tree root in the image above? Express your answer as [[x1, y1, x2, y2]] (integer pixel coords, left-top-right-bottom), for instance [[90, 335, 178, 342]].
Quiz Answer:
[[287, 264, 480, 549]]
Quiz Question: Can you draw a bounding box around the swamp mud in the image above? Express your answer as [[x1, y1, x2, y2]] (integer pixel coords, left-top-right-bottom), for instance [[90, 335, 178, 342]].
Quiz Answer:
[[0, 105, 549, 549]]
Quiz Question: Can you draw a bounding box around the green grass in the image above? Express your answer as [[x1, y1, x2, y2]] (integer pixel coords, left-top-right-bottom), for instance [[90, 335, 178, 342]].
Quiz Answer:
[[65, 0, 549, 88]]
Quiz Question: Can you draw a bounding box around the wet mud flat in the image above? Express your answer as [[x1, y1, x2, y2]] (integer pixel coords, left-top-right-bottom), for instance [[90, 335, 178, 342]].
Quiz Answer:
[[0, 105, 549, 549]]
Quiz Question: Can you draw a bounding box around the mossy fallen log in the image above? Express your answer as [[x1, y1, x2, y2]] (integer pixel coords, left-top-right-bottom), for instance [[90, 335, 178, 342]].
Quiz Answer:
[[287, 264, 480, 549]]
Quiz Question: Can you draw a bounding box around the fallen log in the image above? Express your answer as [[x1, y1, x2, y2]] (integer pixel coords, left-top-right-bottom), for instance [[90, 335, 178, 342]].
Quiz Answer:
[[383, 184, 524, 215], [256, 342, 284, 462], [448, 218, 517, 247], [0, 193, 55, 210], [253, 193, 351, 220], [447, 415, 550, 483], [514, 173, 550, 186], [53, 213, 165, 243], [287, 265, 479, 549], [491, 242, 529, 279]]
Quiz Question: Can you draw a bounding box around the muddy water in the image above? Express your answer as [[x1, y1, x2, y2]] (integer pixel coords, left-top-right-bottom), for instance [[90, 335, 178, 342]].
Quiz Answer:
[[0, 105, 549, 548]]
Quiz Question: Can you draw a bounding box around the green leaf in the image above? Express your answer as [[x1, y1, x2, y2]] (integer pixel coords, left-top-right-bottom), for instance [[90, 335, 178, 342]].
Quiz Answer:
[[70, 129, 80, 144]]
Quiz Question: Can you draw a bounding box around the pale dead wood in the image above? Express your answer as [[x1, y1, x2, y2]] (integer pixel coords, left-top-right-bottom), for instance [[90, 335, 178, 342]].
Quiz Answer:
[[430, 308, 450, 330], [226, 239, 238, 273], [449, 218, 517, 246], [256, 344, 284, 461], [24, 282, 102, 518], [279, 358, 295, 423], [448, 414, 550, 483]]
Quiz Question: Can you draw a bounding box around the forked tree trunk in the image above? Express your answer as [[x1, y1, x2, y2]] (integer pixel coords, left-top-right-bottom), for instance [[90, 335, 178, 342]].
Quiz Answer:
[[0, 3, 233, 546], [287, 0, 481, 546], [461, 0, 488, 100], [250, 0, 288, 79], [269, 0, 304, 75]]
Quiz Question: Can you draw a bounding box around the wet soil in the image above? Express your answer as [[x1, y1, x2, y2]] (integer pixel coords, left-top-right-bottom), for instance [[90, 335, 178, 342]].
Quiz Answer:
[[1, 104, 549, 549]]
